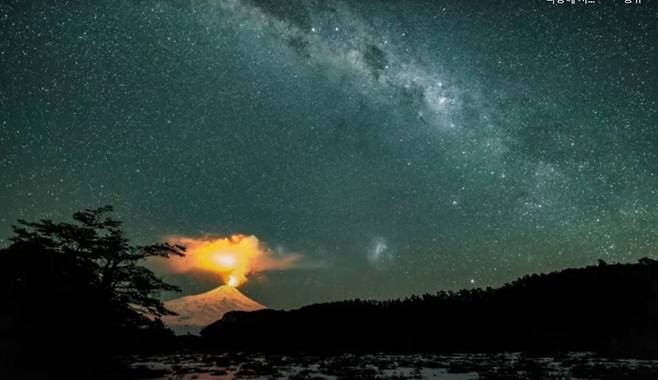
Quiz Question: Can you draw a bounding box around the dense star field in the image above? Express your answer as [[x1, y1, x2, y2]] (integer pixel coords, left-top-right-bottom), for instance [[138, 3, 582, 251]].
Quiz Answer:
[[0, 1, 656, 309]]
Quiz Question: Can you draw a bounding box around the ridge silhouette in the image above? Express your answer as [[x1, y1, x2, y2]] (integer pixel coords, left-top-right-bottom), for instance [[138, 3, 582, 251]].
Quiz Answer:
[[201, 258, 658, 357]]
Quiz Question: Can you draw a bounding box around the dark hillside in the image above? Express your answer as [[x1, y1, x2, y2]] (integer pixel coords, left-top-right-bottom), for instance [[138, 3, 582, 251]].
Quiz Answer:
[[202, 259, 658, 356]]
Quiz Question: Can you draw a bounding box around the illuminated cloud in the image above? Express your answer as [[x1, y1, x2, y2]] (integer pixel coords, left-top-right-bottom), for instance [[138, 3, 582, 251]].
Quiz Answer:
[[163, 234, 302, 287]]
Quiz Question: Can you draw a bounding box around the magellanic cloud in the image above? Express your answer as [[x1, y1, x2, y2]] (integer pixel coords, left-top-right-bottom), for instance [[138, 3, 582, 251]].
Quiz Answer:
[[163, 234, 302, 287]]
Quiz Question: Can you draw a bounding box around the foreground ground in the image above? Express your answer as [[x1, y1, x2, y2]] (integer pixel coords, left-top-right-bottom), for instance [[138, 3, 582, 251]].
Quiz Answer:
[[130, 352, 658, 380]]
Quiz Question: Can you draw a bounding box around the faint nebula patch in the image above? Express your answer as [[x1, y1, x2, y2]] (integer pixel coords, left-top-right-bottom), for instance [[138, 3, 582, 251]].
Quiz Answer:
[[367, 236, 394, 270]]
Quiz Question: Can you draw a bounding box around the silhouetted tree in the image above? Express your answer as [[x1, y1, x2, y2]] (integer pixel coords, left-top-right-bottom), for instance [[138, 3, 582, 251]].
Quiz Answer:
[[0, 206, 185, 377], [6, 206, 185, 327]]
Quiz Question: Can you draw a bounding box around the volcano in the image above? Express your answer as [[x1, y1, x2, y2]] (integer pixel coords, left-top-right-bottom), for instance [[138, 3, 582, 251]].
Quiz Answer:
[[163, 285, 265, 335]]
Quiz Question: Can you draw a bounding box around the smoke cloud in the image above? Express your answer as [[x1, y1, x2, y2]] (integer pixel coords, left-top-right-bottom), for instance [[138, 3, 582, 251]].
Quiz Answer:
[[163, 234, 302, 287]]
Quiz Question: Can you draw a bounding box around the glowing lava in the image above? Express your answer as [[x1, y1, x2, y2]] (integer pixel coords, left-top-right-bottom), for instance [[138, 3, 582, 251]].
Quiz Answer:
[[227, 275, 239, 287]]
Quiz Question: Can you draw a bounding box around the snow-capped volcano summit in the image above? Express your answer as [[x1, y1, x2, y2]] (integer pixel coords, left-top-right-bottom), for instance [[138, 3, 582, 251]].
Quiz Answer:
[[163, 285, 265, 335]]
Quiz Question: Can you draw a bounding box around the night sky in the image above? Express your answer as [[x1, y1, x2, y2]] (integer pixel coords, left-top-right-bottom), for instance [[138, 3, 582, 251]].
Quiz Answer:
[[1, 0, 656, 309]]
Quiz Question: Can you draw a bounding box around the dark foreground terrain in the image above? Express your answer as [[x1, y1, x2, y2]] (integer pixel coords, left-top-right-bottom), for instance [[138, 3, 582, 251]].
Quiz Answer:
[[130, 352, 658, 380], [203, 259, 658, 356]]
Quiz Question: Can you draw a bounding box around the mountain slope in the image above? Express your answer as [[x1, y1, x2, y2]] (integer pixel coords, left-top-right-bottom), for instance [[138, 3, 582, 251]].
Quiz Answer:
[[163, 285, 265, 335]]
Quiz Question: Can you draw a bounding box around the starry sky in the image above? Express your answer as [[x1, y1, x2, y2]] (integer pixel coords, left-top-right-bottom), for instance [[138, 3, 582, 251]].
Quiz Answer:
[[1, 0, 656, 309]]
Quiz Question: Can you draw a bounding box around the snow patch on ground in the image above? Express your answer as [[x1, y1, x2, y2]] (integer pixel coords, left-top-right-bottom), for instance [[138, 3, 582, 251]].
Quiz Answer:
[[130, 352, 658, 379]]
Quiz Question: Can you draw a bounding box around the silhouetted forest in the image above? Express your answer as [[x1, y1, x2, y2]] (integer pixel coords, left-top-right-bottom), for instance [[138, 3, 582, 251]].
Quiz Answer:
[[0, 207, 184, 378], [202, 258, 658, 357]]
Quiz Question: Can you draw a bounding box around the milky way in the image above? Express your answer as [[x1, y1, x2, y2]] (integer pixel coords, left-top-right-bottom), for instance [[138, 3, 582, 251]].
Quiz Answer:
[[1, 0, 656, 308]]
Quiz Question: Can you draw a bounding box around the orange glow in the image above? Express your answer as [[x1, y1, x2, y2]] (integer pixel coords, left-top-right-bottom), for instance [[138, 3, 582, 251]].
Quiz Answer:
[[166, 234, 301, 287], [227, 275, 239, 287]]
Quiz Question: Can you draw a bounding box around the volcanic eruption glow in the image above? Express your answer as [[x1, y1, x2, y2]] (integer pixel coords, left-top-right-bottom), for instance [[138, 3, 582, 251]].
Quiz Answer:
[[227, 275, 239, 287], [166, 234, 301, 287]]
